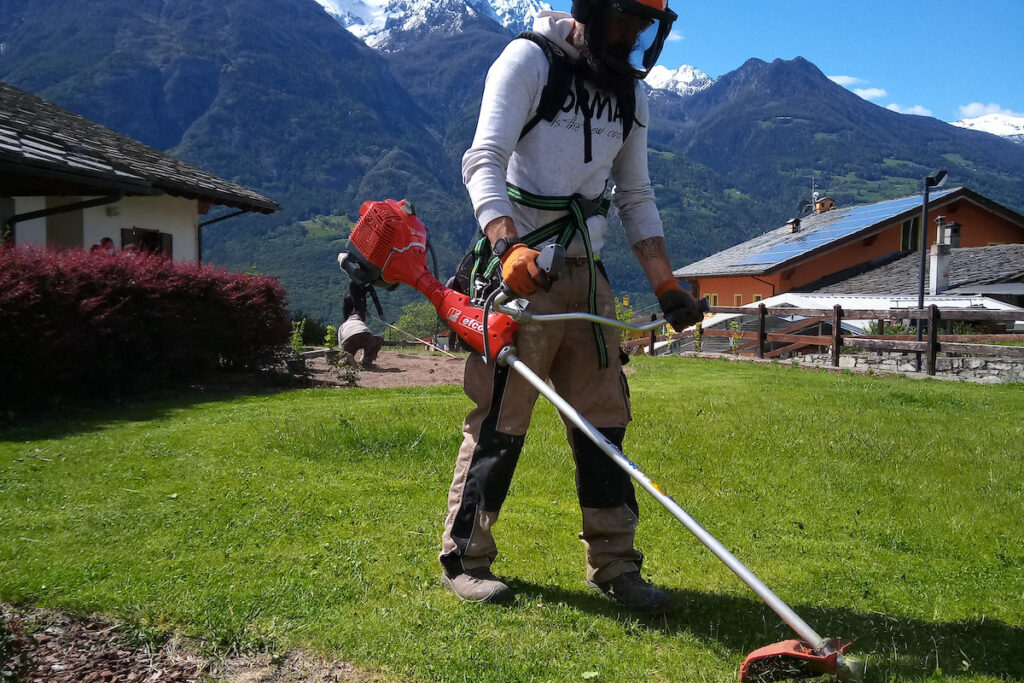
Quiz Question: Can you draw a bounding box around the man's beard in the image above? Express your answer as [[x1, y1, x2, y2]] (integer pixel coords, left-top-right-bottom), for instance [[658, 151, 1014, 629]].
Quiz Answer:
[[577, 39, 636, 93]]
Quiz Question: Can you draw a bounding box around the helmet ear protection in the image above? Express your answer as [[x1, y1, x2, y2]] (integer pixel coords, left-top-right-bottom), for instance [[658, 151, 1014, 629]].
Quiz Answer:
[[570, 0, 595, 23]]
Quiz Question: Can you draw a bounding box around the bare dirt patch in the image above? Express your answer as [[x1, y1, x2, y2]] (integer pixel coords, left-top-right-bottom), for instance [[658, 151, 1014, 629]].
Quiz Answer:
[[303, 350, 467, 389], [2, 604, 384, 683]]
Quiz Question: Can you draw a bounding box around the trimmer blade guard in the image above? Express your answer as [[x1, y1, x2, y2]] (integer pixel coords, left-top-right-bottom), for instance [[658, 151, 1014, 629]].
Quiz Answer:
[[739, 639, 851, 682]]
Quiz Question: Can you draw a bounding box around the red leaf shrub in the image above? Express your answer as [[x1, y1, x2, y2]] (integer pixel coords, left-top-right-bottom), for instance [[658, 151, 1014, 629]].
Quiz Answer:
[[0, 246, 290, 410]]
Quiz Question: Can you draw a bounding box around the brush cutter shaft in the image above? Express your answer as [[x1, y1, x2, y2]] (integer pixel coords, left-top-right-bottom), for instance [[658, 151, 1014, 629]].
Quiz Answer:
[[497, 346, 826, 652]]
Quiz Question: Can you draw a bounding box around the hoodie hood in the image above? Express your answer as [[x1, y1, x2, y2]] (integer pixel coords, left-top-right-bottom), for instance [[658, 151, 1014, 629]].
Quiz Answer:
[[531, 10, 581, 60]]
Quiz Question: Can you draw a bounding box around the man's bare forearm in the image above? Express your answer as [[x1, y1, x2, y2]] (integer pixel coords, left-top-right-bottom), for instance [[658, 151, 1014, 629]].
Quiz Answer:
[[484, 216, 518, 246], [631, 236, 676, 288]]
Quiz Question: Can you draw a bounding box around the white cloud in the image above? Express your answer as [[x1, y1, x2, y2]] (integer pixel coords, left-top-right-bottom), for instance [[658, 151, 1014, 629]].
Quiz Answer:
[[667, 30, 683, 42], [828, 75, 864, 87], [853, 87, 887, 101], [958, 102, 1024, 119], [887, 103, 933, 117]]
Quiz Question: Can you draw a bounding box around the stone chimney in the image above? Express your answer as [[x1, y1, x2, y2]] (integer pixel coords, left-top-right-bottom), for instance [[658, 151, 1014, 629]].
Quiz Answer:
[[929, 217, 953, 295], [942, 220, 962, 248]]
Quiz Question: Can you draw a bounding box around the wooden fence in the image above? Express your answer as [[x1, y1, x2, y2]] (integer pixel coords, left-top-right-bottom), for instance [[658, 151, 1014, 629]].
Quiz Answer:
[[623, 305, 1024, 376]]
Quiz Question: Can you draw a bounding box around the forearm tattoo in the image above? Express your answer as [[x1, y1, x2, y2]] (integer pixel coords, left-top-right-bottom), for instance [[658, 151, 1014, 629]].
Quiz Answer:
[[631, 237, 667, 262]]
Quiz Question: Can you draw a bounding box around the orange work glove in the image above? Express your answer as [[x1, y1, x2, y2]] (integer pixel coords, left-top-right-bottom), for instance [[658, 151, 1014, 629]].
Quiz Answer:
[[500, 243, 550, 297]]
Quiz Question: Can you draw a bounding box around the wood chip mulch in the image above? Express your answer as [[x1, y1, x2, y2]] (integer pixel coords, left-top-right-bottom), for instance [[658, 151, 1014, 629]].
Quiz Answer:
[[2, 604, 385, 682], [3, 605, 200, 682]]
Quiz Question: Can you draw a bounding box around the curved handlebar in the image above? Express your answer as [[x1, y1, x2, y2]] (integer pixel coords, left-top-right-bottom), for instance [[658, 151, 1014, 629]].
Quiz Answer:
[[493, 290, 708, 333], [490, 242, 709, 333]]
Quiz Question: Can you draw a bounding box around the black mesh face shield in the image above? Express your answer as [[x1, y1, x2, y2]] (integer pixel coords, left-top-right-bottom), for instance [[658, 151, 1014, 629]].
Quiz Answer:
[[583, 0, 677, 79]]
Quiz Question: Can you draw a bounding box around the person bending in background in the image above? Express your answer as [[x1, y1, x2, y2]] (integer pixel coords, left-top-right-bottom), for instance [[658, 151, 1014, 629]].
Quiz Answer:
[[339, 282, 383, 369]]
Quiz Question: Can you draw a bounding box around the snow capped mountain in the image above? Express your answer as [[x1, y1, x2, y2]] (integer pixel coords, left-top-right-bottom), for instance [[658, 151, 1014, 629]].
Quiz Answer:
[[644, 64, 714, 97], [952, 113, 1024, 144], [488, 0, 551, 34], [314, 0, 710, 97], [314, 0, 549, 48], [314, 0, 386, 36]]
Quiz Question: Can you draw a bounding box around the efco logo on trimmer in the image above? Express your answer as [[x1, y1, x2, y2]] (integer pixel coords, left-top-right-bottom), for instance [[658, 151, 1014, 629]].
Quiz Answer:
[[446, 307, 483, 333]]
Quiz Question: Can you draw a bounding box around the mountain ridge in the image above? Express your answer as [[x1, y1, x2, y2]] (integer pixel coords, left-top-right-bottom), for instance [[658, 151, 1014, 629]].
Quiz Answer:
[[314, 0, 549, 49]]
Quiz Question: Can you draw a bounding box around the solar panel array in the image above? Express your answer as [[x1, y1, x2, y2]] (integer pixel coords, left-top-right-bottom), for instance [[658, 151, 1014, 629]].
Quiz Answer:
[[733, 189, 956, 267]]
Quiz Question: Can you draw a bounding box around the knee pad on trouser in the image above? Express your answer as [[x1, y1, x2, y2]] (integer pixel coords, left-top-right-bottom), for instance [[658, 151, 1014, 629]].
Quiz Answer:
[[572, 427, 643, 582], [571, 427, 638, 515], [440, 430, 525, 577]]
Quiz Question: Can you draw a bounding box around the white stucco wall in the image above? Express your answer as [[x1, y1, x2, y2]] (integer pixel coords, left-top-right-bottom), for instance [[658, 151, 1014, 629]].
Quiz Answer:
[[11, 196, 46, 245], [13, 194, 199, 262], [84, 195, 199, 262]]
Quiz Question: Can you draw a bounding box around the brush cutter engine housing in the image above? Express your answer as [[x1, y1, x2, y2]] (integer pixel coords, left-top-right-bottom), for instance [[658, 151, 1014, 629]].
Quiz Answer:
[[338, 199, 518, 362]]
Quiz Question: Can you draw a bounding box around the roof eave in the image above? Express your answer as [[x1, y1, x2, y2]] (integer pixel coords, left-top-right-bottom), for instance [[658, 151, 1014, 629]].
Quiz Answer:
[[161, 185, 279, 214]]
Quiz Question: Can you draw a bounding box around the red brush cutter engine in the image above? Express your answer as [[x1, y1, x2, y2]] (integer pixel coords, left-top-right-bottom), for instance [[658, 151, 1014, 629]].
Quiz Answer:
[[339, 199, 517, 361]]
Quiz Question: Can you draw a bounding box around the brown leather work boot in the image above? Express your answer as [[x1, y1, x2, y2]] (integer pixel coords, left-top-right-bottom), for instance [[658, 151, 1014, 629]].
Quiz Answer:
[[587, 571, 670, 614], [441, 568, 514, 604]]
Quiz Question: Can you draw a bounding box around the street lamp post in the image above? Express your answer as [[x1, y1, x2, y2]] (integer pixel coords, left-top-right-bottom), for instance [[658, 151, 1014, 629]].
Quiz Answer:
[[916, 169, 948, 372]]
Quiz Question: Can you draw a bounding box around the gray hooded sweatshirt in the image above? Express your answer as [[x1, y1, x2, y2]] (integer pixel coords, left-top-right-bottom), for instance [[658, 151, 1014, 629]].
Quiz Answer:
[[462, 10, 664, 258]]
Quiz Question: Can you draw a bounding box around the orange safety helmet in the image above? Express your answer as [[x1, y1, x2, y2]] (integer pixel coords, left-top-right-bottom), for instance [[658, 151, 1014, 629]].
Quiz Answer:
[[570, 0, 677, 79]]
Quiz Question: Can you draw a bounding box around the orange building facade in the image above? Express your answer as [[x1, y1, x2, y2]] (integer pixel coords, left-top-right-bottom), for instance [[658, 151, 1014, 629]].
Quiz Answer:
[[681, 191, 1024, 306]]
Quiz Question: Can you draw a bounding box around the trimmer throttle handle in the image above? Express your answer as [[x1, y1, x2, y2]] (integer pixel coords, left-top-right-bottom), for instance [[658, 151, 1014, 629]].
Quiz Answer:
[[498, 243, 565, 301], [535, 243, 565, 281]]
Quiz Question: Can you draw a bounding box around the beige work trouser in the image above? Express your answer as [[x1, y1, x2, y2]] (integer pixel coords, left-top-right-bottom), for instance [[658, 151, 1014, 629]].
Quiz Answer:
[[440, 261, 643, 584]]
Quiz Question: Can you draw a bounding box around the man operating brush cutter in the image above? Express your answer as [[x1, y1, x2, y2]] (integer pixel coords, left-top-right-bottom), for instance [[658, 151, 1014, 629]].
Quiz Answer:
[[337, 0, 864, 672], [438, 0, 703, 613], [340, 195, 864, 680]]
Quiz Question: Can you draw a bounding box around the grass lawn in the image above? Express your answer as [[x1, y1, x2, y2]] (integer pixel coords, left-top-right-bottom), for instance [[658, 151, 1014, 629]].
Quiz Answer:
[[2, 357, 1023, 682]]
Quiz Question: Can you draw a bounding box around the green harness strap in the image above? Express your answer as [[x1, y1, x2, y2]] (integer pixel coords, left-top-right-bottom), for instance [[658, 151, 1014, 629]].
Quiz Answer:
[[470, 183, 611, 369]]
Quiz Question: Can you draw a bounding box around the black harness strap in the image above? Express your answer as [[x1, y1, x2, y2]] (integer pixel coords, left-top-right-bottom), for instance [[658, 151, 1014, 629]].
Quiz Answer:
[[573, 70, 594, 164], [517, 31, 574, 142]]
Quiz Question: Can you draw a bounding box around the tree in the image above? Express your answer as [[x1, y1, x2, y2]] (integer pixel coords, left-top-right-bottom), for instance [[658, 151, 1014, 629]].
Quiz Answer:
[[395, 301, 441, 341]]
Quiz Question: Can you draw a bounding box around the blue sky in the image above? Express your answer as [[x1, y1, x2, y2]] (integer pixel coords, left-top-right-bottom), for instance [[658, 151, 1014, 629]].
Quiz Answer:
[[547, 0, 1024, 123]]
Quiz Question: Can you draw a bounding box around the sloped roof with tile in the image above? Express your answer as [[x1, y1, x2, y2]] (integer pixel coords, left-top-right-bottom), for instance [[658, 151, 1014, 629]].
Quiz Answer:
[[812, 244, 1024, 295], [0, 81, 277, 213], [674, 187, 1024, 278]]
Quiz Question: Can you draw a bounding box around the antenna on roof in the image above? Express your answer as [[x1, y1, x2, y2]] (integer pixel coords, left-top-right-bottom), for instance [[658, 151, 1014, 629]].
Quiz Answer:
[[798, 176, 820, 216]]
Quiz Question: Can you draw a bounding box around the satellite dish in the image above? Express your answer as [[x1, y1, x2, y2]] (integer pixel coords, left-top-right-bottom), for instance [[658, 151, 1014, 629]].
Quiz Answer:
[[812, 191, 820, 201]]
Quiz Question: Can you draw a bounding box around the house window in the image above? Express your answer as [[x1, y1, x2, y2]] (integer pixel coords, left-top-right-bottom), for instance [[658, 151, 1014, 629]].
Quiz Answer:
[[734, 294, 743, 306], [707, 293, 719, 306], [753, 294, 763, 302], [900, 216, 921, 252], [121, 226, 173, 259]]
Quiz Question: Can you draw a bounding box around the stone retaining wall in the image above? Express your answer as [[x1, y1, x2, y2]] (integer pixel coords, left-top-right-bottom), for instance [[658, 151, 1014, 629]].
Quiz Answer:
[[796, 352, 1024, 384]]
